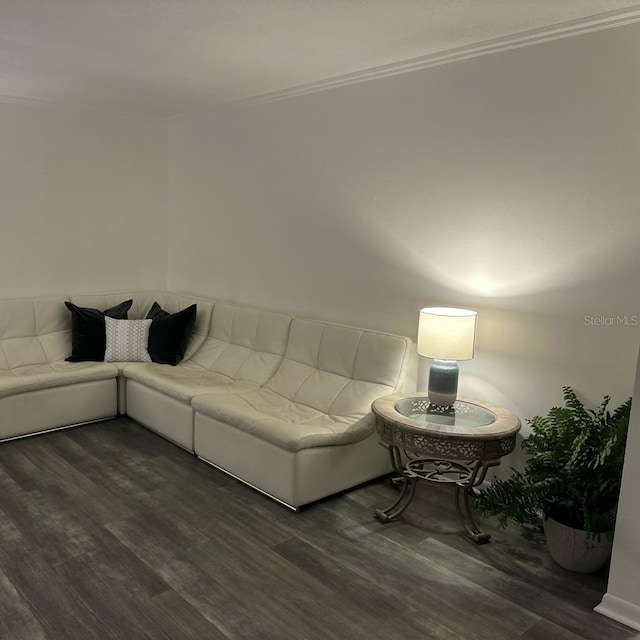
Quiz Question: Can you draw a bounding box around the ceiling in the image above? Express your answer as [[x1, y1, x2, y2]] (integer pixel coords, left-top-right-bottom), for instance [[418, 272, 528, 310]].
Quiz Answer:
[[1, 0, 639, 119]]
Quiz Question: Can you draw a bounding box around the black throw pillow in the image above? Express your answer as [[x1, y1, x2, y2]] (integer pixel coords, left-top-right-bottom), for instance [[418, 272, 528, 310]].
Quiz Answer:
[[146, 302, 197, 365], [65, 300, 133, 362], [146, 301, 170, 320]]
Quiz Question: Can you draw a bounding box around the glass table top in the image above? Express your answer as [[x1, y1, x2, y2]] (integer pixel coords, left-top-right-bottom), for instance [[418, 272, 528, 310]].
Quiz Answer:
[[394, 398, 497, 427]]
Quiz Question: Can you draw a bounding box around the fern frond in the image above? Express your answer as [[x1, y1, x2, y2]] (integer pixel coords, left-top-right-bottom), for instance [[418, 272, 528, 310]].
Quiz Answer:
[[477, 388, 632, 536]]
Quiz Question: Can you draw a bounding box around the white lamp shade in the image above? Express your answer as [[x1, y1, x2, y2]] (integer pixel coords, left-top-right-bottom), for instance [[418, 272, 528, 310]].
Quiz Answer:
[[417, 307, 477, 361]]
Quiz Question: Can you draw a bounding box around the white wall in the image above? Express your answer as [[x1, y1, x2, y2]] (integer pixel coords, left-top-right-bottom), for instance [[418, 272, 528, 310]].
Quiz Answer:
[[595, 347, 640, 630], [168, 22, 640, 425], [0, 101, 168, 296]]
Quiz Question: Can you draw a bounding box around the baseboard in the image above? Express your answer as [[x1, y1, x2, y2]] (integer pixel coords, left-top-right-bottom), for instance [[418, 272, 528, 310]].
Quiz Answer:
[[594, 594, 640, 631]]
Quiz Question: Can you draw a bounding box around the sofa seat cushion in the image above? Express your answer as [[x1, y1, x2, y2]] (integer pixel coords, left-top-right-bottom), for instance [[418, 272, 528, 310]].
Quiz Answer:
[[192, 388, 375, 452], [123, 361, 258, 404], [0, 361, 118, 398]]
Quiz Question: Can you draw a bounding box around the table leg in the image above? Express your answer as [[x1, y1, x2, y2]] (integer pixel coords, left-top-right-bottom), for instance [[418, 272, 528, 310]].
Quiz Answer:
[[455, 459, 500, 544], [375, 445, 418, 523], [387, 444, 404, 475], [375, 475, 418, 523]]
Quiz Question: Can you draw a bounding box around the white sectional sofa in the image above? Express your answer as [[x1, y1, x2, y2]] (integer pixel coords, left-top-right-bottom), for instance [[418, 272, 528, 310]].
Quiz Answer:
[[0, 290, 413, 509]]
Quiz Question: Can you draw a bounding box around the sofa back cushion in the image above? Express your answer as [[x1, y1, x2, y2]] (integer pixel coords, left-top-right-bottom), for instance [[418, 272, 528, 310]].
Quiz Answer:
[[0, 296, 71, 368], [264, 318, 412, 420], [191, 303, 292, 385], [69, 291, 214, 361]]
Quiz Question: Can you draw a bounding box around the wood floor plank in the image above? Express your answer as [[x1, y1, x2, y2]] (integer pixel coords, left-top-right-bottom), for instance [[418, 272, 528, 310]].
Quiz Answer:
[[53, 559, 172, 640], [44, 429, 100, 467], [171, 484, 294, 548], [148, 590, 229, 640], [411, 536, 631, 640], [0, 549, 111, 640], [522, 619, 598, 640], [364, 477, 610, 604], [190, 535, 378, 640], [0, 488, 103, 565], [273, 535, 401, 620], [268, 511, 532, 640], [0, 564, 48, 640], [0, 445, 41, 492], [272, 535, 471, 640], [106, 514, 291, 639], [17, 444, 134, 526], [318, 525, 540, 640], [103, 511, 247, 621], [0, 417, 635, 640]]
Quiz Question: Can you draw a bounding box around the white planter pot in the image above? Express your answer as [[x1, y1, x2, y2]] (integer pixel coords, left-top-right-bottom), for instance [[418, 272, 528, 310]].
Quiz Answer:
[[543, 517, 613, 574]]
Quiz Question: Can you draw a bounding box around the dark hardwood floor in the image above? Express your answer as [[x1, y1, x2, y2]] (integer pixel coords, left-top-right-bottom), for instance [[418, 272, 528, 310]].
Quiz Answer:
[[0, 417, 636, 640]]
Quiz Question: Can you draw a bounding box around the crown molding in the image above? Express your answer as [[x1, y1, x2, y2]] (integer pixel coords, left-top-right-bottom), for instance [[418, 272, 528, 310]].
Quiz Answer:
[[3, 5, 640, 121], [238, 5, 640, 107]]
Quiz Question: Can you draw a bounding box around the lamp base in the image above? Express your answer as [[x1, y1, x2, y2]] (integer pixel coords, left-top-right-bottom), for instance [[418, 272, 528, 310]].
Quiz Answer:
[[428, 359, 459, 408]]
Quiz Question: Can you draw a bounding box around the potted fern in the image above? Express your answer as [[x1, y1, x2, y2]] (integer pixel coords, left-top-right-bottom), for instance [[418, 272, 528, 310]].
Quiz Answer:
[[476, 387, 631, 573]]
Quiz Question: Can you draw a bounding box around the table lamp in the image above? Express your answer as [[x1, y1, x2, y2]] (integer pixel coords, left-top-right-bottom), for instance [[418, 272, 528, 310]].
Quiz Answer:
[[418, 307, 477, 408]]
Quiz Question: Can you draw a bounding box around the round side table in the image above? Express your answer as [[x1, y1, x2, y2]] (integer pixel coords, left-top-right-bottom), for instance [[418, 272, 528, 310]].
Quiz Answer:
[[372, 393, 521, 543]]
